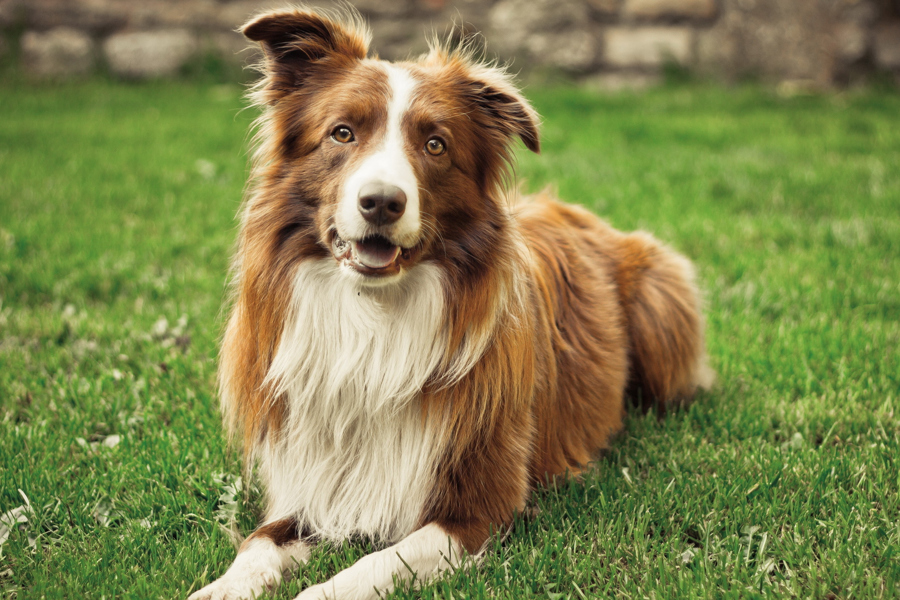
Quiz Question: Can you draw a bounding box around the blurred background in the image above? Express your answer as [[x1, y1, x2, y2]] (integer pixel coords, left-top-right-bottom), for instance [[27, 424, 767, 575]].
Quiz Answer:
[[3, 0, 900, 89]]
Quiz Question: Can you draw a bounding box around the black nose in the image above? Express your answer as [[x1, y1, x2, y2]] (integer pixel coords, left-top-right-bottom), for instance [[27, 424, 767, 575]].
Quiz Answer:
[[358, 182, 407, 226]]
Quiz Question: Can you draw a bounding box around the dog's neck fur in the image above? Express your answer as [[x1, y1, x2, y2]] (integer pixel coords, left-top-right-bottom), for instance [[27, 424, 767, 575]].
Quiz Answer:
[[267, 259, 448, 422], [260, 258, 485, 541]]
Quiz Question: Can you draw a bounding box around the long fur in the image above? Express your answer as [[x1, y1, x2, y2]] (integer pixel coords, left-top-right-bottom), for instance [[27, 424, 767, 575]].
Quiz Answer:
[[261, 259, 448, 541]]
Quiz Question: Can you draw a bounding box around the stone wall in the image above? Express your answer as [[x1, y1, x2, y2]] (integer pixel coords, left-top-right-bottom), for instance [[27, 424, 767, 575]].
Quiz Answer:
[[2, 0, 899, 88]]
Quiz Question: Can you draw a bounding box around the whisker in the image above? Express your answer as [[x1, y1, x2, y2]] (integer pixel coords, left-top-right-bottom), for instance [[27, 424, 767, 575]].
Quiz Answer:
[[418, 208, 448, 261]]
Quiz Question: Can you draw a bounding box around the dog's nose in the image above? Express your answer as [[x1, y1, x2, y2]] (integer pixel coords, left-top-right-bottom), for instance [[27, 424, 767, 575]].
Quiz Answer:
[[358, 183, 406, 226]]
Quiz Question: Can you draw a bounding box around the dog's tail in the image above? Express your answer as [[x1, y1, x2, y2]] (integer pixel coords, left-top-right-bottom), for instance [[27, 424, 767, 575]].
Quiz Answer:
[[615, 231, 715, 411]]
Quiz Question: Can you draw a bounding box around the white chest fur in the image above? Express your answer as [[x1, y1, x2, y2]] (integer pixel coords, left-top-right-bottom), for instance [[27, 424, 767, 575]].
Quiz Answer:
[[259, 259, 449, 543]]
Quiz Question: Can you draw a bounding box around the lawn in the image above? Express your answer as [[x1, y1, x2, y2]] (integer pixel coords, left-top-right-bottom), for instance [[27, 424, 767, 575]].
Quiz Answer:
[[0, 79, 898, 599]]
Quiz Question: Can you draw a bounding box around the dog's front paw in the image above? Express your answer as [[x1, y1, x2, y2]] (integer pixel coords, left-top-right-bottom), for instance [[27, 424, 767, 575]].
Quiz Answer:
[[189, 568, 280, 600], [294, 581, 336, 600]]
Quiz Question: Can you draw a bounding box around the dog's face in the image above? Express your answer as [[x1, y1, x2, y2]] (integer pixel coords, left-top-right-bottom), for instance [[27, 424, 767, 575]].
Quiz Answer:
[[243, 10, 539, 286]]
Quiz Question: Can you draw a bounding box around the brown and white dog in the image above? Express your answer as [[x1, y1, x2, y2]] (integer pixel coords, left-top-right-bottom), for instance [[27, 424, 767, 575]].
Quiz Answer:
[[190, 7, 713, 600]]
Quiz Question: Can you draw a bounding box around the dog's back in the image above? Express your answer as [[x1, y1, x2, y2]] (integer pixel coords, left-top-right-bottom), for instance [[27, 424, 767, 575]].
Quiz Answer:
[[517, 193, 713, 480]]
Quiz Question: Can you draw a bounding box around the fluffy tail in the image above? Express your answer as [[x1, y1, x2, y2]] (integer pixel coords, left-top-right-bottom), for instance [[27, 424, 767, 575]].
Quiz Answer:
[[616, 231, 715, 410]]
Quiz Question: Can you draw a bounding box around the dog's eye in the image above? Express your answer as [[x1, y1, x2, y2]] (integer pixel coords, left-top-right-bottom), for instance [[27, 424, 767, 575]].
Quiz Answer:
[[332, 126, 355, 144], [425, 137, 445, 156]]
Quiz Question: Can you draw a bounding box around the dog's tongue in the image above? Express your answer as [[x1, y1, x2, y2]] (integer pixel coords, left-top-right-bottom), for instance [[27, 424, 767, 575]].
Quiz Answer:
[[352, 237, 400, 269]]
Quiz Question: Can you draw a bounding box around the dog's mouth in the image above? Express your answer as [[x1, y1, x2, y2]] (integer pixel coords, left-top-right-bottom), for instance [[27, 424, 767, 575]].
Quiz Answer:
[[331, 232, 416, 276]]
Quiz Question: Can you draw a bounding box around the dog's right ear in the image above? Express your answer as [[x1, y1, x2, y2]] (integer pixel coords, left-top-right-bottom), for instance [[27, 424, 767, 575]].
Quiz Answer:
[[242, 9, 370, 100]]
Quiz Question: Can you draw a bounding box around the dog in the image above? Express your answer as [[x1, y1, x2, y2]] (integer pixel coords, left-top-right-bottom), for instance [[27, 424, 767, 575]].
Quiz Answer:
[[189, 7, 713, 600]]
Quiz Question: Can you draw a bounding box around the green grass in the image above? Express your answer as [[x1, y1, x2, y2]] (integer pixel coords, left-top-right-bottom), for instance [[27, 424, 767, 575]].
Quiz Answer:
[[1, 79, 898, 599]]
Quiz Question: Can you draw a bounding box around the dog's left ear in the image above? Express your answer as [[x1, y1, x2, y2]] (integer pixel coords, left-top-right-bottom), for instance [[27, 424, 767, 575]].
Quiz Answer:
[[464, 66, 541, 154], [242, 9, 370, 100]]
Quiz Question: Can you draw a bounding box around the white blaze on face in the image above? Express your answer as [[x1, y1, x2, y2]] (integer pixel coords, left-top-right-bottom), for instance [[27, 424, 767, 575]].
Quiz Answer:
[[336, 63, 420, 248]]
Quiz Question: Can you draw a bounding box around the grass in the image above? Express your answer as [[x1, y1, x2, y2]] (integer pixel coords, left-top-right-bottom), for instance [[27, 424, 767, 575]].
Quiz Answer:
[[0, 79, 898, 599]]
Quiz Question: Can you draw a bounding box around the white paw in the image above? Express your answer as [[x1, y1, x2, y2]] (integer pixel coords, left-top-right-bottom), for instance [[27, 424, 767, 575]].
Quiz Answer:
[[188, 569, 280, 600], [294, 581, 336, 600]]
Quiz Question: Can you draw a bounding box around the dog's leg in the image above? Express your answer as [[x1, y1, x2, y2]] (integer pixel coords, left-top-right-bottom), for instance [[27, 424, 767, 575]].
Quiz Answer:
[[190, 518, 310, 600], [294, 523, 462, 600]]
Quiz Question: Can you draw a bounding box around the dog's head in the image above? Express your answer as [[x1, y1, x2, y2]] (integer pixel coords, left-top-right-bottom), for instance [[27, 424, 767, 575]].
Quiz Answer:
[[242, 8, 540, 286]]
